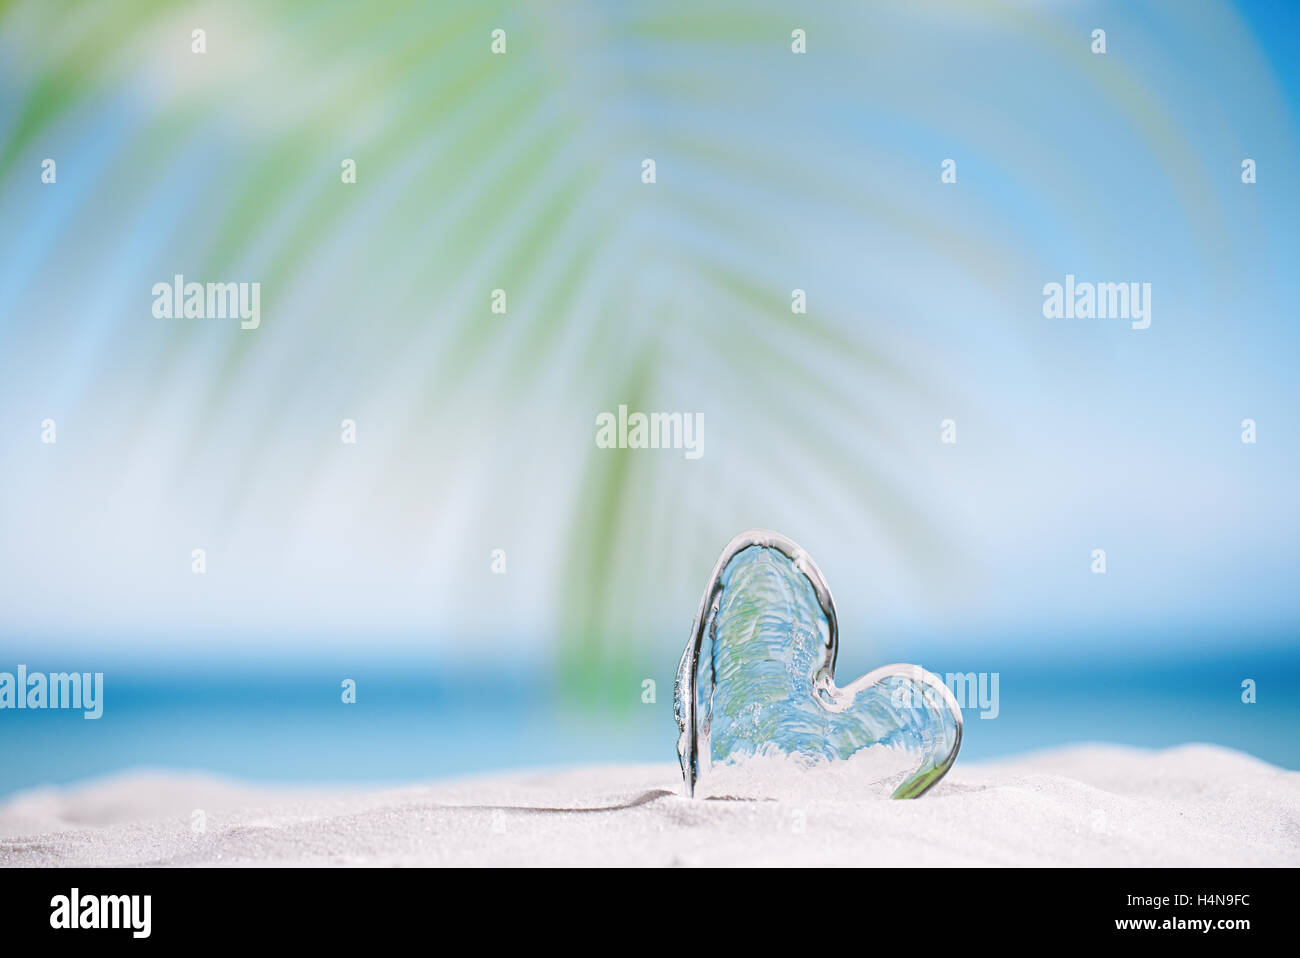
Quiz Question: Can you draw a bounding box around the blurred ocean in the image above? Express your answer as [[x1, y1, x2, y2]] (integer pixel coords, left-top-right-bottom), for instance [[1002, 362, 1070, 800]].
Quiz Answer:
[[3, 644, 1295, 797]]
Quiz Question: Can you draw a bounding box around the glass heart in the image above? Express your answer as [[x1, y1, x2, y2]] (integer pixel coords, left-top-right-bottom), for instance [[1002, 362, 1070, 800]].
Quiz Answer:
[[675, 530, 963, 799]]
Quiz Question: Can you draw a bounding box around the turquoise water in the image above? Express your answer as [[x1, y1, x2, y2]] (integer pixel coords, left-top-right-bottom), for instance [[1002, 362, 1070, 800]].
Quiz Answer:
[[1, 650, 1296, 797]]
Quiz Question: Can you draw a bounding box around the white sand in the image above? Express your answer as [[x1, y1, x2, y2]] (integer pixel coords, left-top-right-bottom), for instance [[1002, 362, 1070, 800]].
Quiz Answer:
[[1, 743, 1296, 867]]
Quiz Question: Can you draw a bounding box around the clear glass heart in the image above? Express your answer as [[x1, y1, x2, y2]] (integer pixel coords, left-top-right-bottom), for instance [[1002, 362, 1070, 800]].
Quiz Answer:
[[675, 530, 963, 799]]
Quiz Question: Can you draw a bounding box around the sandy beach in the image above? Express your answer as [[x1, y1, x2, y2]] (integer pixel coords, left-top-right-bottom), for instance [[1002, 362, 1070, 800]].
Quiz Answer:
[[1, 743, 1296, 867]]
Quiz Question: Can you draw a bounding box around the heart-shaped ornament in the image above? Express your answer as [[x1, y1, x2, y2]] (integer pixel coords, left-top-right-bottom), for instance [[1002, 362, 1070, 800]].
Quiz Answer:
[[675, 530, 962, 799]]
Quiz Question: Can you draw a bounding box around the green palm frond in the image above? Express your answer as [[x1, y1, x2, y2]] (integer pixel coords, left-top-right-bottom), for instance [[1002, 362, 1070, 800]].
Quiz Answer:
[[0, 0, 956, 704]]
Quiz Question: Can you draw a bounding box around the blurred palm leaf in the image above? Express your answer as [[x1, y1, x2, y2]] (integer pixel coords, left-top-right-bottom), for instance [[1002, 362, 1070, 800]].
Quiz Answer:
[[0, 0, 958, 705]]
